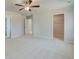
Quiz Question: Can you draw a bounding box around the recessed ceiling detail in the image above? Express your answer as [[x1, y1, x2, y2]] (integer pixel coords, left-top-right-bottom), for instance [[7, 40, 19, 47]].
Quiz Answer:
[[5, 0, 74, 15]]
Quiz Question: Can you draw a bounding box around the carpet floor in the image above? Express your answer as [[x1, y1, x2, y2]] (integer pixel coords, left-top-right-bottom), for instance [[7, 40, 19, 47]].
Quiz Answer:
[[5, 36, 74, 59]]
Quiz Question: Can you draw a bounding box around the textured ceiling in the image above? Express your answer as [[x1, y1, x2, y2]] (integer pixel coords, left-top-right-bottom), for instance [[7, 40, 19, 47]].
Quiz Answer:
[[5, 0, 74, 16]]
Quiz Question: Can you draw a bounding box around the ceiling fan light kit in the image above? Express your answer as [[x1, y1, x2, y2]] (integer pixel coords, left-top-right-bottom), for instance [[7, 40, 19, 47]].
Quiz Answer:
[[15, 0, 40, 11], [25, 7, 30, 11]]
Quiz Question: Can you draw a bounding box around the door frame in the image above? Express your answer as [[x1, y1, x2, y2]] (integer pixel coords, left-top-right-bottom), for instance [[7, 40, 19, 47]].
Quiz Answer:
[[52, 13, 64, 40], [5, 15, 11, 39]]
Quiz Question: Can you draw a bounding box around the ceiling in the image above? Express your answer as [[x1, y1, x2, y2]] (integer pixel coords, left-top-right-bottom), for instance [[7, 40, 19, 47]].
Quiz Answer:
[[5, 0, 74, 16]]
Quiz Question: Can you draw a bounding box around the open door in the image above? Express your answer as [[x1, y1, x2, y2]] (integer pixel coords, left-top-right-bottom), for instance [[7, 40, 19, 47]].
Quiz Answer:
[[53, 14, 64, 40]]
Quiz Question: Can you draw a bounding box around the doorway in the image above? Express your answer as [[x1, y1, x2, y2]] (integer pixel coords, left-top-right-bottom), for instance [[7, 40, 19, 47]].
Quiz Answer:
[[24, 17, 32, 35], [5, 16, 11, 39], [53, 14, 64, 40]]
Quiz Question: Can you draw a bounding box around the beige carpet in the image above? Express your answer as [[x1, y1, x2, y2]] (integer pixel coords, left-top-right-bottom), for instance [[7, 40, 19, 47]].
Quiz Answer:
[[5, 36, 74, 59]]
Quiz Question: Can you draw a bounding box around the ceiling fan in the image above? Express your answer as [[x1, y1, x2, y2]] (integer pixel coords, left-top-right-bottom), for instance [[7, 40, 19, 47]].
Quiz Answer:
[[15, 0, 40, 11]]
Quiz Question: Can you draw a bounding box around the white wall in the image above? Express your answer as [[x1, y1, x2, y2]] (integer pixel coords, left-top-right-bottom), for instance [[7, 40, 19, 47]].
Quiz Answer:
[[5, 11, 25, 38], [33, 11, 53, 39], [33, 5, 74, 43], [64, 6, 74, 43]]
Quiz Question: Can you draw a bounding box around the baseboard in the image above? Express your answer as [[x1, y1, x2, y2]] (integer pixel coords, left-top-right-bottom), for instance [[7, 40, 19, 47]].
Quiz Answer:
[[33, 35, 52, 40], [64, 40, 74, 45]]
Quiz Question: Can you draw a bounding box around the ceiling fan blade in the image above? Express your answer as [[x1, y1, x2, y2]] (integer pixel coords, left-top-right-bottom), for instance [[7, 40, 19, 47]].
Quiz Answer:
[[15, 4, 23, 6], [19, 8, 24, 11], [25, 1, 28, 4], [31, 5, 40, 7], [29, 0, 32, 4]]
